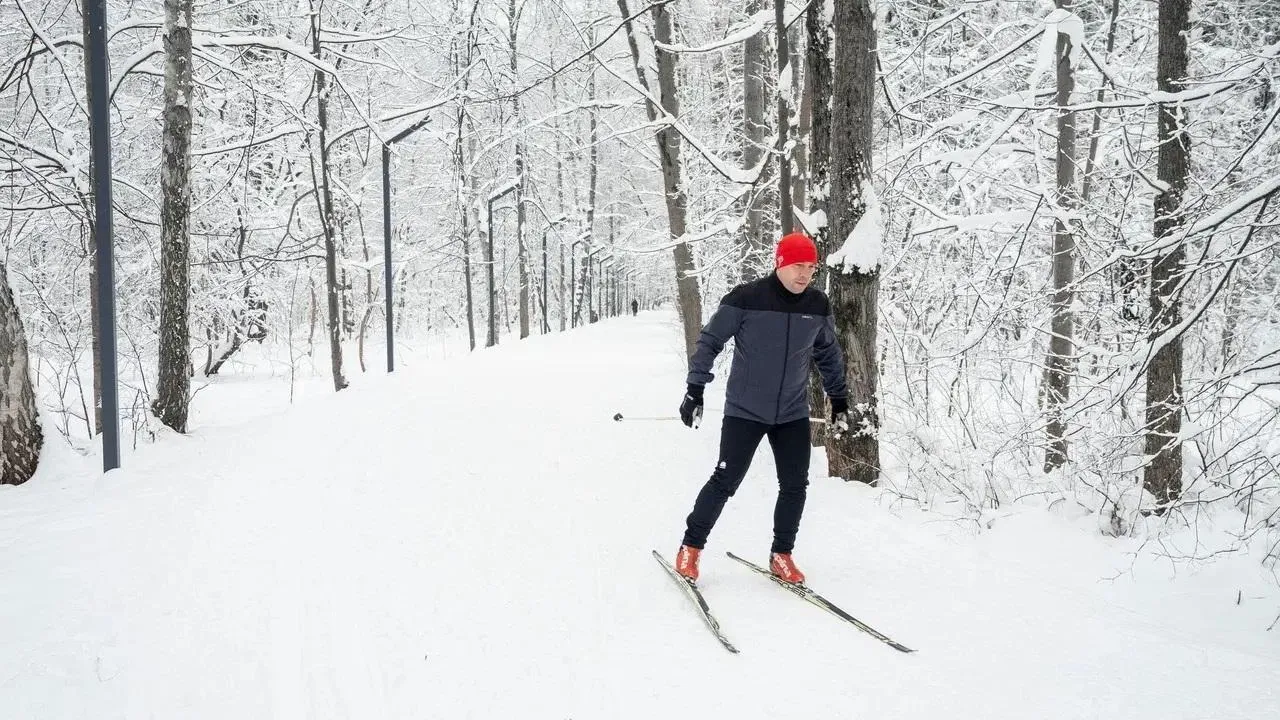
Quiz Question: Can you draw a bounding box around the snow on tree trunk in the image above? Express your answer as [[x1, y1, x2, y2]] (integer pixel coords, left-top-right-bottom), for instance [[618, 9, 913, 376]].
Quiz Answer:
[[774, 0, 794, 234], [789, 24, 808, 214], [617, 0, 702, 359], [310, 2, 347, 391], [456, 104, 477, 352], [1043, 1, 1080, 472], [825, 0, 880, 485], [1145, 0, 1192, 505], [0, 260, 42, 485], [805, 0, 835, 447], [508, 0, 530, 340], [583, 58, 600, 325], [740, 0, 769, 281], [650, 2, 703, 360], [153, 0, 195, 432], [553, 46, 568, 333]]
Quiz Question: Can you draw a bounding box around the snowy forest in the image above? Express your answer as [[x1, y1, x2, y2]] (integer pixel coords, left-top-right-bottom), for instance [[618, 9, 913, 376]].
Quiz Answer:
[[2, 0, 1279, 572]]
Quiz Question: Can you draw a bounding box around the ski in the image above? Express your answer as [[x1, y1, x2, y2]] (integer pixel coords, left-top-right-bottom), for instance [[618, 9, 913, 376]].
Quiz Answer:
[[652, 550, 740, 654], [725, 551, 915, 653]]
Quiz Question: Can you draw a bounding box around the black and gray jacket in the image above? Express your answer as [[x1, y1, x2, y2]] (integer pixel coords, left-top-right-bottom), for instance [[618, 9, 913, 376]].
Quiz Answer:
[[687, 274, 848, 425]]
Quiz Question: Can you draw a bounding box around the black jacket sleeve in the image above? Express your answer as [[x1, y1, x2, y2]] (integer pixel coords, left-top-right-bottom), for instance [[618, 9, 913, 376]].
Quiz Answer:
[[686, 289, 746, 386]]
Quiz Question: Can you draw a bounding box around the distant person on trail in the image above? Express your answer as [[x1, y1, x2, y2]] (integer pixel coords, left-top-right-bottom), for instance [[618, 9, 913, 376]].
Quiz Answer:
[[631, 299, 639, 316], [672, 232, 849, 586]]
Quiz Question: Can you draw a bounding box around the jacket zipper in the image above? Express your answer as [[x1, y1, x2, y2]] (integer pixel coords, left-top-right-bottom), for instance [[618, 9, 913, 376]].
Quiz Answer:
[[774, 313, 791, 423]]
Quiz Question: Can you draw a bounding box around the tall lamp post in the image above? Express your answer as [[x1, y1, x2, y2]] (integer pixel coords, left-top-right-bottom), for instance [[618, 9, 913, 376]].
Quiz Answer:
[[381, 114, 430, 372], [84, 0, 120, 471]]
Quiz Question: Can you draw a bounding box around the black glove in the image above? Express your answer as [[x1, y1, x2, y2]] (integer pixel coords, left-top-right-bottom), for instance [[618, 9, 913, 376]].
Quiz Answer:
[[829, 396, 850, 437], [680, 384, 705, 428]]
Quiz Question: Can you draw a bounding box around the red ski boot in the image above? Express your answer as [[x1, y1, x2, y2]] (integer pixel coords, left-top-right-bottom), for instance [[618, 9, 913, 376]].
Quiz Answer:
[[675, 545, 702, 582], [769, 552, 805, 585]]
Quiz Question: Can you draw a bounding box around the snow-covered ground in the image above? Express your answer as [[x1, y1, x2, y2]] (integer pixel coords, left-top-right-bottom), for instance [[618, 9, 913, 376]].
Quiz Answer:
[[2, 310, 1277, 719]]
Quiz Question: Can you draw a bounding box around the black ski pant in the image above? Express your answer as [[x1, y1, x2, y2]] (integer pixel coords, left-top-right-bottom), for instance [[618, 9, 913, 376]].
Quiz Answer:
[[682, 415, 811, 554]]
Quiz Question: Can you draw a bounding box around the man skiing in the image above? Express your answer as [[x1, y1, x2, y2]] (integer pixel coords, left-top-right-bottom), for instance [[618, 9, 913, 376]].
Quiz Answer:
[[673, 232, 849, 585]]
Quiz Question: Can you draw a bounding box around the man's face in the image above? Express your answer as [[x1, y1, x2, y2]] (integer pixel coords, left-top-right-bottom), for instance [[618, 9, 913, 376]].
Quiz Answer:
[[776, 262, 818, 294]]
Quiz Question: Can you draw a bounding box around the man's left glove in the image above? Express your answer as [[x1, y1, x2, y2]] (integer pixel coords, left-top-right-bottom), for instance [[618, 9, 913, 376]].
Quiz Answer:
[[830, 396, 850, 438], [680, 384, 705, 428]]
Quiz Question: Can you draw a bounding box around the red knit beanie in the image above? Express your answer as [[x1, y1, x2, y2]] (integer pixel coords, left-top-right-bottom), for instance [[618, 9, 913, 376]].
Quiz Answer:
[[775, 232, 818, 269]]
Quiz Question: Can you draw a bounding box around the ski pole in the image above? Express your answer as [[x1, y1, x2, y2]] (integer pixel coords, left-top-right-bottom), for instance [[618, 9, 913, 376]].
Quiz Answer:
[[613, 411, 834, 425], [612, 412, 679, 422]]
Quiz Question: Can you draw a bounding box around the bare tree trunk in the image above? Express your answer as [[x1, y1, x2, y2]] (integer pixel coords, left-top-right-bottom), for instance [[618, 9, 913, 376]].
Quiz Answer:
[[1, 260, 42, 485], [1080, 0, 1121, 205], [740, 0, 769, 281], [650, 2, 702, 358], [790, 24, 808, 212], [806, 0, 835, 447], [826, 0, 880, 485], [153, 0, 195, 432], [1043, 0, 1079, 471], [559, 242, 566, 332], [1145, 0, 1192, 506], [618, 0, 702, 359], [508, 0, 530, 340], [470, 133, 489, 347], [774, 0, 794, 234], [453, 8, 479, 351], [340, 266, 355, 338], [310, 1, 348, 391], [1079, 0, 1142, 324], [578, 59, 600, 327], [457, 108, 477, 352], [485, 212, 498, 347], [307, 275, 318, 354], [552, 49, 568, 333]]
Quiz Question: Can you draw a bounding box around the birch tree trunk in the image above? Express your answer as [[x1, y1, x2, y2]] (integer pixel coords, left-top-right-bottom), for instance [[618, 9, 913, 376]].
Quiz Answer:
[[153, 0, 195, 432], [310, 1, 348, 391], [1, 260, 42, 485], [618, 0, 702, 359], [826, 0, 880, 485], [1043, 0, 1079, 471], [1145, 0, 1192, 505]]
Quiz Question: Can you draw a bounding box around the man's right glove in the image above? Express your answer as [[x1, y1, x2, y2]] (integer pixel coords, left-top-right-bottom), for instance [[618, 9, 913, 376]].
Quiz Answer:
[[830, 396, 850, 438], [679, 384, 705, 428]]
